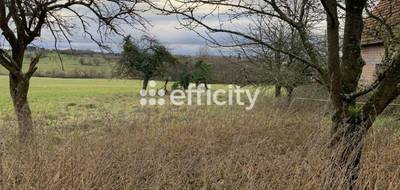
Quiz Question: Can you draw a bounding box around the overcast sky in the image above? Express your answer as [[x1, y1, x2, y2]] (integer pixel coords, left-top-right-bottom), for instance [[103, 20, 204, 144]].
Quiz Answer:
[[0, 3, 250, 56], [141, 14, 213, 55], [23, 11, 220, 56]]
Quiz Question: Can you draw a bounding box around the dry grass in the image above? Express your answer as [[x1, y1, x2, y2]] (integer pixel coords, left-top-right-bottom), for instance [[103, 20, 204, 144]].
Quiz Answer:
[[0, 98, 400, 189]]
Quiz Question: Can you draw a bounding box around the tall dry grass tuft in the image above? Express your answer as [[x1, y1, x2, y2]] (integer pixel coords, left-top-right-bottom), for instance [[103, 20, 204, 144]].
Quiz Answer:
[[0, 97, 399, 189]]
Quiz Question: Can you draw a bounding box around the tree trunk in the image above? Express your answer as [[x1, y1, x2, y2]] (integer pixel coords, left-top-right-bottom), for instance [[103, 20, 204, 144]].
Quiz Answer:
[[326, 1, 343, 137], [274, 84, 282, 97], [286, 86, 294, 105], [274, 51, 282, 98], [325, 121, 367, 190], [164, 79, 169, 94], [9, 73, 34, 143], [204, 82, 208, 90], [142, 77, 150, 90]]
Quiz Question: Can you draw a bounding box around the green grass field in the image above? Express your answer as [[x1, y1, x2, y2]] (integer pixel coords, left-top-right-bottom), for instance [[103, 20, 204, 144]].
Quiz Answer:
[[0, 76, 137, 108], [0, 76, 141, 129], [0, 52, 116, 78], [0, 75, 231, 127], [0, 76, 263, 131]]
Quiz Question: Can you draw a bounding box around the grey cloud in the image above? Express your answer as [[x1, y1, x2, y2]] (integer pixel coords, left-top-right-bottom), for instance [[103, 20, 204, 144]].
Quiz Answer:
[[18, 7, 240, 56]]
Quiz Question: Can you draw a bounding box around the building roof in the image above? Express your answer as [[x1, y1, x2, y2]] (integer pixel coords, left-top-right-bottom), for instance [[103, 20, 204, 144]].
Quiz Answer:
[[362, 0, 400, 46]]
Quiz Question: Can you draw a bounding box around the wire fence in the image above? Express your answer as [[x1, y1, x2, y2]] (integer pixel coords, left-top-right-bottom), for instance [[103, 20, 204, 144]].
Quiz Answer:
[[292, 97, 400, 107]]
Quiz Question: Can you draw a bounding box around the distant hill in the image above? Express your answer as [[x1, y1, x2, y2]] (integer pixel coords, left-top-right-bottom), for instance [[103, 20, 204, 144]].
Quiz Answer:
[[0, 48, 119, 79], [0, 48, 250, 82]]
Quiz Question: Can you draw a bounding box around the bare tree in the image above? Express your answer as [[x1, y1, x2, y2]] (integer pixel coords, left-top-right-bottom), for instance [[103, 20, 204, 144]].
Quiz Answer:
[[0, 0, 146, 142], [245, 49, 313, 101], [232, 17, 317, 99], [149, 0, 400, 188]]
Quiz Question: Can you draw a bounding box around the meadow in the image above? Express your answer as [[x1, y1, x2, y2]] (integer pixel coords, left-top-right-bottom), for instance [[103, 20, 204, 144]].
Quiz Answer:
[[0, 76, 400, 189], [0, 52, 116, 78]]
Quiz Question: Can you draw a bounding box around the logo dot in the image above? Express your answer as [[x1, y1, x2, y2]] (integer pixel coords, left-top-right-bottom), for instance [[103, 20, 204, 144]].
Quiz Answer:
[[149, 89, 156, 96], [149, 98, 157, 105], [158, 99, 166, 105], [140, 98, 147, 106], [158, 89, 166, 96], [140, 89, 147, 96], [149, 80, 156, 88]]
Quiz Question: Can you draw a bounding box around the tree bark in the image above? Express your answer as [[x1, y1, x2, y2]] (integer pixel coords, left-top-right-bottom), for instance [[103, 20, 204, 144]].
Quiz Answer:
[[327, 52, 400, 189], [321, 1, 366, 189], [7, 45, 35, 143], [341, 0, 365, 96], [9, 73, 33, 143], [325, 120, 368, 190], [324, 0, 343, 137]]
